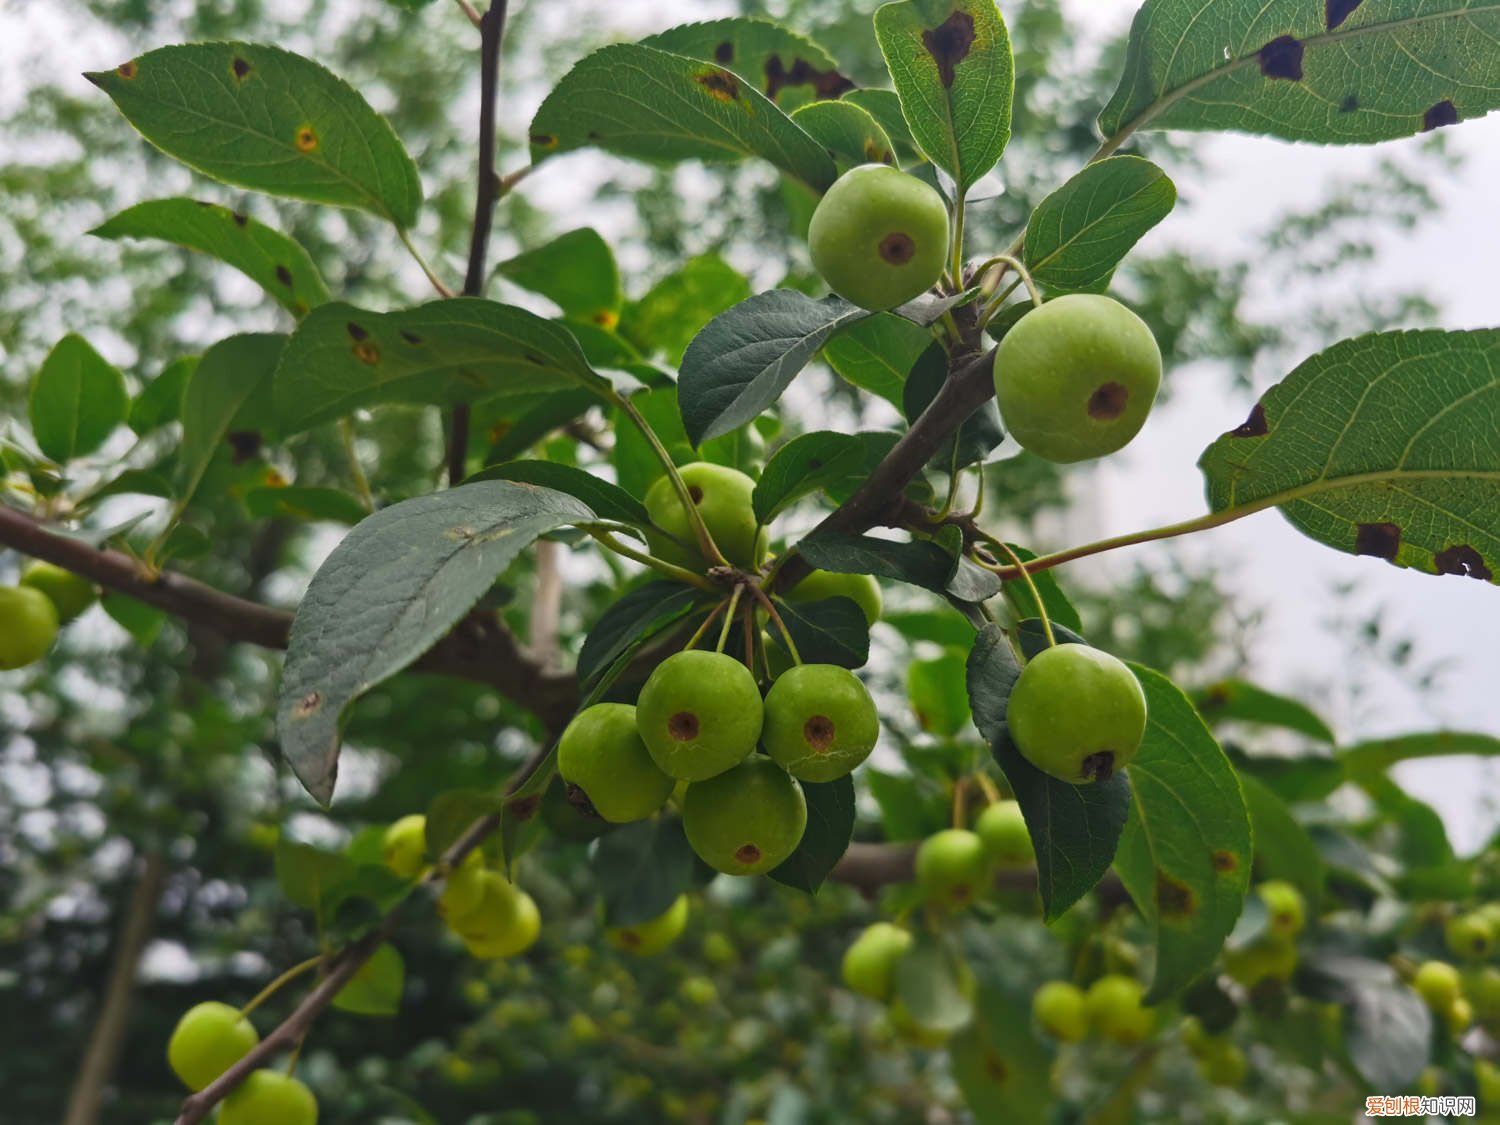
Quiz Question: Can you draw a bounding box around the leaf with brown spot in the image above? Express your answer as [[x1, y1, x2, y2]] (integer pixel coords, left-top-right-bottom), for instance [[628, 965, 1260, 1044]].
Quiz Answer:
[[1113, 664, 1251, 1002], [177, 333, 288, 513], [790, 100, 897, 170], [874, 0, 1014, 191], [644, 18, 852, 106], [496, 228, 622, 325]]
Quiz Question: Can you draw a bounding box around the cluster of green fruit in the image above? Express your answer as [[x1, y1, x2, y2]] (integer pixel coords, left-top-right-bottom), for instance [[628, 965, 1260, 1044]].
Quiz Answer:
[[166, 1002, 316, 1123], [382, 814, 541, 959], [1412, 903, 1500, 1035], [1031, 975, 1156, 1048], [0, 561, 95, 670], [806, 164, 1164, 465], [1221, 880, 1306, 990]]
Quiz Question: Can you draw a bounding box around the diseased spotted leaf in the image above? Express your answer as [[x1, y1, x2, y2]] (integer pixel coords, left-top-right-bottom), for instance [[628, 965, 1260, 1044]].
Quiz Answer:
[[642, 19, 854, 108], [495, 228, 622, 325], [821, 312, 931, 407], [178, 333, 287, 509], [791, 100, 897, 168]]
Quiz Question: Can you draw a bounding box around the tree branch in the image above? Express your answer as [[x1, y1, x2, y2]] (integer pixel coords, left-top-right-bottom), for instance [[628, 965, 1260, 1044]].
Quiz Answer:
[[827, 840, 1128, 905]]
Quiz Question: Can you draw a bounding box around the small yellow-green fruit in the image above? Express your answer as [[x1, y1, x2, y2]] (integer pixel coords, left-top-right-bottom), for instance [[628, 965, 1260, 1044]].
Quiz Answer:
[[1195, 1038, 1248, 1087], [1463, 965, 1500, 1022], [643, 462, 765, 571], [784, 569, 882, 625], [381, 814, 427, 879], [166, 1001, 259, 1091], [1031, 980, 1088, 1042], [702, 932, 736, 965], [0, 585, 59, 670], [453, 872, 540, 959], [1413, 960, 1462, 1011], [1257, 880, 1306, 938], [636, 650, 764, 781], [762, 663, 879, 782], [558, 703, 675, 823], [1443, 995, 1473, 1034], [840, 922, 913, 1001], [220, 1068, 317, 1125], [682, 757, 807, 875], [20, 561, 97, 622], [1006, 644, 1146, 783], [679, 975, 719, 1006], [1085, 974, 1152, 1045], [975, 800, 1033, 868], [436, 850, 486, 924], [1223, 935, 1299, 989], [1445, 912, 1496, 961], [914, 829, 991, 912], [606, 895, 689, 957], [993, 293, 1162, 464], [1476, 1058, 1500, 1104], [808, 163, 950, 312]]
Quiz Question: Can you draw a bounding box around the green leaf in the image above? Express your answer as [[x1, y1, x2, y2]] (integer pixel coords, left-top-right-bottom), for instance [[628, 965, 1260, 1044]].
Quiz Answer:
[[1022, 156, 1175, 294], [866, 768, 948, 841], [679, 291, 874, 445], [276, 481, 596, 804], [821, 312, 931, 407], [949, 986, 1053, 1120], [873, 0, 1015, 192], [965, 624, 1131, 920], [1100, 1, 1500, 147], [466, 460, 648, 527], [425, 789, 504, 865], [1239, 773, 1324, 910], [274, 836, 354, 914], [642, 18, 854, 108], [177, 334, 286, 508], [798, 529, 956, 594], [1194, 678, 1336, 743], [1199, 329, 1500, 585], [902, 341, 1003, 468], [791, 100, 897, 168], [576, 580, 705, 690], [86, 44, 421, 226], [89, 469, 177, 504], [484, 388, 599, 464], [528, 43, 838, 193], [1341, 730, 1500, 778], [841, 88, 921, 162], [894, 932, 974, 1032], [752, 431, 871, 524], [618, 253, 751, 365], [243, 485, 368, 525], [128, 356, 196, 435], [771, 597, 870, 669], [495, 228, 622, 325], [907, 649, 971, 736], [332, 943, 404, 1016], [91, 198, 330, 317], [273, 298, 608, 435], [594, 817, 703, 927], [768, 775, 856, 893], [29, 335, 129, 463], [992, 544, 1083, 635], [101, 593, 167, 646], [1112, 664, 1252, 1002], [1360, 773, 1454, 869], [1301, 953, 1430, 1089]]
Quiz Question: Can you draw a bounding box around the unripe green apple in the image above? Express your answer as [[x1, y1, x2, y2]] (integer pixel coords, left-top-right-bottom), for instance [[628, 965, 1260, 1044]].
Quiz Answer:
[[643, 462, 765, 571], [784, 569, 882, 625], [1444, 995, 1473, 1033], [166, 1001, 259, 1091], [1413, 960, 1462, 1011], [558, 703, 674, 822], [452, 872, 540, 959], [840, 922, 913, 1001], [762, 663, 879, 782], [381, 814, 427, 879], [1223, 935, 1298, 988], [220, 1068, 318, 1125], [1084, 974, 1152, 1044], [1445, 912, 1496, 961], [914, 828, 991, 912], [681, 756, 807, 875], [807, 164, 949, 311], [606, 894, 689, 956], [1195, 1038, 1248, 1087], [1031, 980, 1088, 1042], [993, 293, 1162, 463], [436, 850, 486, 923], [0, 585, 59, 670], [1006, 644, 1146, 784], [1257, 880, 1306, 937], [1463, 965, 1500, 1021], [975, 800, 1033, 868], [20, 560, 97, 622], [636, 650, 764, 781]]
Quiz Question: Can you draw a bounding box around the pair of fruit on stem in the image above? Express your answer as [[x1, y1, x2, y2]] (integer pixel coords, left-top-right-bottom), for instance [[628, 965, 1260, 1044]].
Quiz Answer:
[[167, 1002, 316, 1123], [0, 561, 96, 670]]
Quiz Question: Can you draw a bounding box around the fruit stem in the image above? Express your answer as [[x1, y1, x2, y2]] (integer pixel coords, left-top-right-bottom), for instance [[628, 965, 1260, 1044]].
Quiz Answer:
[[951, 776, 968, 829], [340, 418, 375, 513], [586, 529, 716, 591], [974, 772, 1002, 804], [611, 392, 731, 568], [985, 537, 1056, 648], [950, 194, 966, 291], [990, 255, 1043, 309], [741, 596, 756, 672], [396, 226, 456, 298], [682, 601, 729, 652], [283, 1028, 308, 1077], [977, 276, 1023, 327], [240, 956, 322, 1018], [747, 583, 802, 666], [715, 584, 743, 654]]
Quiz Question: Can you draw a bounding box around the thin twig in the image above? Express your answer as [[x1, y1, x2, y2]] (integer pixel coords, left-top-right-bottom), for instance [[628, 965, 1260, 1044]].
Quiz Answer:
[[453, 0, 482, 27]]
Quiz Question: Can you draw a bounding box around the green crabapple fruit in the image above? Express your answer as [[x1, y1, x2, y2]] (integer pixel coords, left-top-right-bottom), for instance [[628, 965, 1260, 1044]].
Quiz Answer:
[[166, 1000, 259, 1091], [1031, 980, 1088, 1042], [436, 850, 486, 922], [1256, 880, 1306, 937], [0, 585, 59, 670], [451, 872, 540, 959], [1476, 1058, 1500, 1105], [1463, 965, 1500, 1021], [914, 829, 991, 912], [1084, 974, 1152, 1045], [807, 163, 950, 312], [219, 1068, 318, 1125], [1196, 1038, 1248, 1087], [1444, 996, 1474, 1033], [1445, 911, 1496, 960], [840, 922, 913, 1001], [20, 560, 97, 622], [558, 703, 674, 822], [762, 663, 879, 783], [681, 756, 807, 875], [992, 293, 1162, 464], [1223, 935, 1298, 989], [643, 462, 765, 571], [785, 568, 882, 625], [678, 975, 718, 1007], [1006, 643, 1146, 784], [636, 650, 764, 781], [606, 894, 690, 957], [975, 800, 1033, 868], [1413, 960, 1462, 1011], [381, 814, 427, 879]]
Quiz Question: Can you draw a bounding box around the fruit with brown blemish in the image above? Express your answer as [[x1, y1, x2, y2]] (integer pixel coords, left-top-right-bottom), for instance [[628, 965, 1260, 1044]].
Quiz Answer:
[[762, 663, 879, 782], [219, 1069, 317, 1125], [636, 650, 764, 781], [1256, 880, 1306, 937], [643, 462, 765, 571], [20, 561, 96, 622], [1006, 643, 1146, 784], [681, 756, 807, 875], [1031, 980, 1088, 1042], [807, 163, 950, 311], [1084, 974, 1153, 1045], [606, 894, 689, 957], [0, 585, 59, 670], [975, 799, 1033, 868], [784, 568, 882, 625], [1445, 911, 1496, 961], [381, 814, 427, 879], [558, 703, 674, 822], [993, 293, 1162, 463], [451, 872, 541, 959], [914, 829, 991, 912], [840, 922, 913, 1001], [166, 1001, 259, 1091]]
